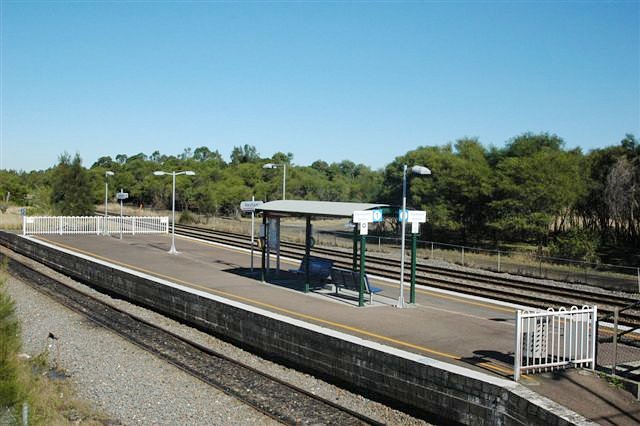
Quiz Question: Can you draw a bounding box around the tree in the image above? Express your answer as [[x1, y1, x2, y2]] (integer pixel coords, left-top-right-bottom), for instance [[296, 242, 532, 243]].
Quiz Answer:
[[488, 148, 585, 244], [149, 150, 165, 163], [271, 151, 293, 164], [230, 145, 260, 164], [179, 147, 193, 160], [500, 132, 565, 158], [193, 146, 224, 163], [605, 156, 639, 243], [50, 153, 96, 215], [91, 156, 115, 169]]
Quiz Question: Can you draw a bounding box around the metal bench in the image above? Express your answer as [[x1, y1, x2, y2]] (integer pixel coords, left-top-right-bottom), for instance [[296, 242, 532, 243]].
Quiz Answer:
[[330, 267, 382, 303], [289, 256, 333, 283]]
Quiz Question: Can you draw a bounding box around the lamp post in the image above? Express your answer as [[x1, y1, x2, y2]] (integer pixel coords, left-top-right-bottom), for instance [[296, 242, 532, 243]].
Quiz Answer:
[[104, 171, 114, 235], [398, 164, 431, 308], [153, 170, 196, 254], [263, 163, 286, 200]]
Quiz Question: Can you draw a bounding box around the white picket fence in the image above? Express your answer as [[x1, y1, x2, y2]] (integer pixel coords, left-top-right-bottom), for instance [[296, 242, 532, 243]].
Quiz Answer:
[[514, 305, 597, 381], [22, 216, 169, 236]]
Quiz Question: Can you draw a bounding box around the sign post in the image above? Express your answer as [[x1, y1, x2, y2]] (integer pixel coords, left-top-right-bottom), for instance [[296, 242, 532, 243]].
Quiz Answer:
[[406, 211, 426, 304], [359, 231, 366, 307], [240, 198, 263, 272], [410, 227, 418, 304], [251, 199, 255, 271], [116, 190, 128, 240], [353, 211, 374, 307]]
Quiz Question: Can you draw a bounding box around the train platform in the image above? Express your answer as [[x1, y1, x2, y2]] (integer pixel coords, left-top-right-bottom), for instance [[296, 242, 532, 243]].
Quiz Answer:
[[23, 233, 640, 425]]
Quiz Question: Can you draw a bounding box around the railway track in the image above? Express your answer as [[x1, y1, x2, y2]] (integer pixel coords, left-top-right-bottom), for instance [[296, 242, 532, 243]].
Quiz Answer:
[[0, 249, 384, 426], [174, 224, 640, 327]]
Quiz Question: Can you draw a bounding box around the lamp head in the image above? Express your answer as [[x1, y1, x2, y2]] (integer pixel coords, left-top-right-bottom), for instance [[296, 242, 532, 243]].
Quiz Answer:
[[184, 171, 196, 176], [263, 163, 277, 169], [105, 171, 114, 176], [411, 165, 431, 176], [153, 171, 166, 176]]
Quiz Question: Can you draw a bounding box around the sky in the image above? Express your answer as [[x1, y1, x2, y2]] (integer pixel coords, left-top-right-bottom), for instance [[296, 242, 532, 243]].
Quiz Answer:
[[0, 1, 638, 172]]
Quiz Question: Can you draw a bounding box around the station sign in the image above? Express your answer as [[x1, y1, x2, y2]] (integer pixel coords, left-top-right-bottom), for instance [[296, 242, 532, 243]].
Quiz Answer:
[[240, 200, 264, 212], [408, 210, 427, 223], [399, 209, 427, 223], [116, 192, 129, 200], [352, 210, 373, 223], [371, 209, 383, 223]]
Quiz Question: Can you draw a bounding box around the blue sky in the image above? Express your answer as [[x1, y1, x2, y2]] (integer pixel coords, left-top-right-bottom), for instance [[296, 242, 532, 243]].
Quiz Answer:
[[1, 1, 638, 172]]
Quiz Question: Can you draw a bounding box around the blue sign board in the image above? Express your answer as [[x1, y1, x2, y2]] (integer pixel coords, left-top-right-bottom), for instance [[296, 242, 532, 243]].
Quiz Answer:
[[371, 209, 383, 223]]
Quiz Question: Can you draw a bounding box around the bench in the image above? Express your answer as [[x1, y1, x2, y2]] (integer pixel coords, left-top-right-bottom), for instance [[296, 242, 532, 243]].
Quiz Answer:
[[289, 256, 333, 283], [330, 267, 382, 303]]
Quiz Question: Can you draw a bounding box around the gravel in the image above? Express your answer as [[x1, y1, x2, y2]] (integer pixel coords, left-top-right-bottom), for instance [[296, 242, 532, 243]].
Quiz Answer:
[[2, 252, 429, 426]]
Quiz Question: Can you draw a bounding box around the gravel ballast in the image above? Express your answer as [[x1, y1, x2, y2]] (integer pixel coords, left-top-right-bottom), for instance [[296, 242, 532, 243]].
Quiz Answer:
[[2, 255, 428, 425]]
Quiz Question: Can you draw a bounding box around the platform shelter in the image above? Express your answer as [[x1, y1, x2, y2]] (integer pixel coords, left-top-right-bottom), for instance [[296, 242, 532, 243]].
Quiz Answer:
[[256, 200, 393, 297]]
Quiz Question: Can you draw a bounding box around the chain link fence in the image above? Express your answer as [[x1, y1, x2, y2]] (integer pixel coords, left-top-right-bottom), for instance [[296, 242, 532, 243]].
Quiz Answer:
[[189, 215, 640, 294], [317, 230, 640, 294]]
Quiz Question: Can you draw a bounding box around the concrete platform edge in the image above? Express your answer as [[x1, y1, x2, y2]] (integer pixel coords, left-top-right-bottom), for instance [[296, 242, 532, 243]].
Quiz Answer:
[[0, 232, 597, 426]]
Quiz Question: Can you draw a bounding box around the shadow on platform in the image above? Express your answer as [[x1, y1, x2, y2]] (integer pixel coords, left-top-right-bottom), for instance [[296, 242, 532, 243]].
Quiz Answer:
[[226, 267, 393, 307]]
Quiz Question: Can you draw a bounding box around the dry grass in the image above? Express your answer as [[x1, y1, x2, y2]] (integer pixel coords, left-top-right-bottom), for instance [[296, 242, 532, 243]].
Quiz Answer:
[[0, 206, 24, 230], [15, 354, 111, 425], [1, 272, 110, 425]]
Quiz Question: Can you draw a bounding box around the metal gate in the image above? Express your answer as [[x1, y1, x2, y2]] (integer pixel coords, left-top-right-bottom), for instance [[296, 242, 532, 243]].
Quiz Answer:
[[22, 216, 169, 236], [514, 305, 597, 381]]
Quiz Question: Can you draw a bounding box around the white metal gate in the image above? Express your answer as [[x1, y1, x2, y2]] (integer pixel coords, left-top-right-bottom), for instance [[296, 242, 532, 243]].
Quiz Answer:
[[514, 305, 597, 381], [22, 216, 169, 236]]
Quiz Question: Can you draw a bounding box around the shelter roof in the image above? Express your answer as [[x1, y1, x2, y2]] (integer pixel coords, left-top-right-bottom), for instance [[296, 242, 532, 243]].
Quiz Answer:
[[256, 200, 388, 218]]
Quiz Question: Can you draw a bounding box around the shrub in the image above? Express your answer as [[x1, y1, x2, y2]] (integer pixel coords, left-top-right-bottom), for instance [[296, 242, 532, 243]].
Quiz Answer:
[[178, 209, 197, 225], [0, 275, 23, 412], [549, 229, 599, 263]]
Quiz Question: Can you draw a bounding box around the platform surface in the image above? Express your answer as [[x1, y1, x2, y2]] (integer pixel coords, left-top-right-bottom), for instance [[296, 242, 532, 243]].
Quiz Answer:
[[29, 233, 640, 425]]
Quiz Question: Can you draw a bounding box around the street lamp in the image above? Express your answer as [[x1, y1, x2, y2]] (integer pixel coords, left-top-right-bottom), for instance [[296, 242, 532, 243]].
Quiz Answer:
[[398, 164, 431, 308], [104, 171, 114, 235], [263, 163, 287, 200], [153, 170, 196, 254]]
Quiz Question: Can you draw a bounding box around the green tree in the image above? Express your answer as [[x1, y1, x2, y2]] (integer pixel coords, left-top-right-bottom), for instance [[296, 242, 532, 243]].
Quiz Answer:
[[381, 141, 492, 243], [50, 153, 96, 215], [230, 145, 260, 164], [489, 145, 585, 244]]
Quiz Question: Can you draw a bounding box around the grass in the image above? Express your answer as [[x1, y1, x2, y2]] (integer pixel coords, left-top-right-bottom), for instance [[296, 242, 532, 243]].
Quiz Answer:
[[0, 270, 110, 425], [0, 207, 24, 231]]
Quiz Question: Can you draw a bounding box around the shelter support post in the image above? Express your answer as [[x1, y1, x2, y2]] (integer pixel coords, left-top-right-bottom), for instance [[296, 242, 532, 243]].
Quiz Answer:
[[261, 215, 267, 282], [352, 226, 358, 271], [410, 233, 417, 304], [359, 234, 366, 307], [305, 216, 311, 293]]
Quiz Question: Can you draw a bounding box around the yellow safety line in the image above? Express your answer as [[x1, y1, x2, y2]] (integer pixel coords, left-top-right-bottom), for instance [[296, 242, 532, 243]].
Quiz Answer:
[[37, 236, 523, 377]]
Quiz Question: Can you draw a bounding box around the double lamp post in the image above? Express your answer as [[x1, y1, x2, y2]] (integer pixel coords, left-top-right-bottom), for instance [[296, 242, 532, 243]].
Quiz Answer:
[[153, 170, 195, 254]]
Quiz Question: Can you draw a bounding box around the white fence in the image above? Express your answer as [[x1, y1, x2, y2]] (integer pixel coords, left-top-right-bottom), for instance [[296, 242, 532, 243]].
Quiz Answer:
[[22, 216, 169, 236], [514, 305, 597, 381]]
